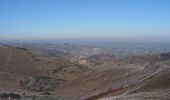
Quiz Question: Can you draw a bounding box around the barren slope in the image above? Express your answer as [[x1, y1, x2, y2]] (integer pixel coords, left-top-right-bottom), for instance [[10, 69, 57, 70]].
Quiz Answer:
[[0, 46, 91, 93]]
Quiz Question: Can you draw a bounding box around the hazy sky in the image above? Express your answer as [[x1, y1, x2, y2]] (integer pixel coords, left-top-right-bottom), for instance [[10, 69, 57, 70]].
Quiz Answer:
[[0, 0, 170, 42]]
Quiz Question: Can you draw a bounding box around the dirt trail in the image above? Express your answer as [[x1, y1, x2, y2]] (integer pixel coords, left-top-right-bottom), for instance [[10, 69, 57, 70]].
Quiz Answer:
[[85, 87, 130, 100], [0, 70, 13, 76]]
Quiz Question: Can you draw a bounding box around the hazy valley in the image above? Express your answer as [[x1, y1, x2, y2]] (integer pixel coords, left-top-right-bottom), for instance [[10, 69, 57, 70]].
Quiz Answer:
[[0, 43, 170, 100]]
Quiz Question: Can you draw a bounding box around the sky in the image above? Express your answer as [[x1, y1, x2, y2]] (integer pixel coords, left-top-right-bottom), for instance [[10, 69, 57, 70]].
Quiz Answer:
[[0, 0, 170, 42]]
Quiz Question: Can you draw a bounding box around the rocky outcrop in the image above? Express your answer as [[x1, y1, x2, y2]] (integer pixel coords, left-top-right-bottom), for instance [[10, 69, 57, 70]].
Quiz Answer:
[[0, 92, 21, 99], [20, 75, 65, 92]]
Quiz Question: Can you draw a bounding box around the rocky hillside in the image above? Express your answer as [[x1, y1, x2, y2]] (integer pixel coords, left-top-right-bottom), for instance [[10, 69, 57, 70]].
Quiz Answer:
[[0, 45, 91, 95], [0, 45, 170, 100]]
